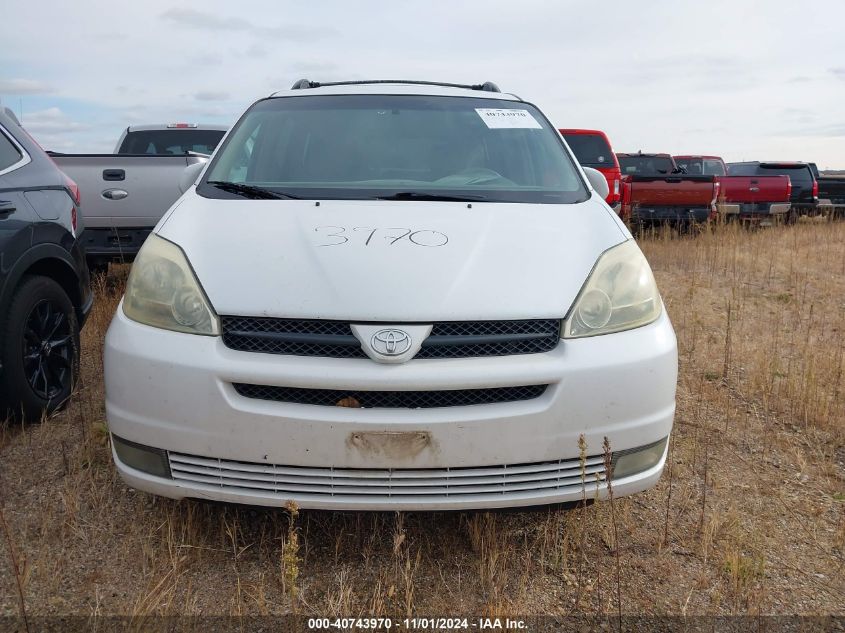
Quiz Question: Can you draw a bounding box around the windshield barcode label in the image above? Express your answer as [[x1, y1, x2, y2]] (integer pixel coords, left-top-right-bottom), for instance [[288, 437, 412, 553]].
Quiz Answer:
[[475, 108, 542, 129]]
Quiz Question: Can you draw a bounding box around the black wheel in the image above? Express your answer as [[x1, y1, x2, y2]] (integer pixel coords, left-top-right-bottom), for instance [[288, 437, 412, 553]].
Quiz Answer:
[[0, 276, 80, 421], [786, 209, 799, 225]]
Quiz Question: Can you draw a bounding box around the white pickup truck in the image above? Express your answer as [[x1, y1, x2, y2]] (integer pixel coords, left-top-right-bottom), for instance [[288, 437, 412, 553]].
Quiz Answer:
[[50, 123, 227, 270]]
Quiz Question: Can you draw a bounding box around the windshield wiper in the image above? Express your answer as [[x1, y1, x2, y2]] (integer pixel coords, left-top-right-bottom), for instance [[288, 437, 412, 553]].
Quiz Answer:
[[206, 181, 299, 200], [375, 192, 487, 202]]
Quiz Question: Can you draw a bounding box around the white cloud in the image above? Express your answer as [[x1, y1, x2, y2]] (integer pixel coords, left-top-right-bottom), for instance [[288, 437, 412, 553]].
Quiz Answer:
[[0, 78, 53, 95], [246, 43, 268, 58], [21, 108, 96, 152], [289, 60, 339, 74], [19, 108, 96, 151], [22, 107, 91, 133], [160, 7, 335, 40], [160, 7, 250, 31], [3, 0, 845, 166], [194, 91, 230, 102]]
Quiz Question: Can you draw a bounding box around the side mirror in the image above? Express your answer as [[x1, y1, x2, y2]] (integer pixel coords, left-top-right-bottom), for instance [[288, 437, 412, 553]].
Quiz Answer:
[[179, 161, 206, 194], [583, 167, 609, 200]]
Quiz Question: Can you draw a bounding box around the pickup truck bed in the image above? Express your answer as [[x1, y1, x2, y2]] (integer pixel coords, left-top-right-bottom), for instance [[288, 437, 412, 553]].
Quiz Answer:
[[718, 175, 791, 218], [727, 162, 817, 216], [817, 175, 845, 218], [673, 155, 791, 221], [622, 174, 717, 225], [49, 153, 207, 265], [818, 175, 845, 204], [618, 153, 718, 227]]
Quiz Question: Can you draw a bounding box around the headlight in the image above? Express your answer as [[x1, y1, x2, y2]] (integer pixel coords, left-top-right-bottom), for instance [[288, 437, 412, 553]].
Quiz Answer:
[[563, 239, 661, 338], [123, 234, 219, 335]]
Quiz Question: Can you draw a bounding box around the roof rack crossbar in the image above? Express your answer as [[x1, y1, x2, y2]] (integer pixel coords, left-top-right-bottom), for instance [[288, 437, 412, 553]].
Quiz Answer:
[[290, 79, 501, 92]]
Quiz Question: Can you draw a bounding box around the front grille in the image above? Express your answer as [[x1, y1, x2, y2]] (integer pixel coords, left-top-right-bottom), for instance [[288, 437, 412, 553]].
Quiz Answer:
[[221, 317, 362, 358], [233, 383, 548, 408], [419, 320, 560, 358], [220, 317, 560, 359], [168, 452, 607, 499]]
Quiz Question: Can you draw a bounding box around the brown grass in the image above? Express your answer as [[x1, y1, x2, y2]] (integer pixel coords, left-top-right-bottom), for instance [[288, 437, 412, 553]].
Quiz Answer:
[[0, 220, 843, 617]]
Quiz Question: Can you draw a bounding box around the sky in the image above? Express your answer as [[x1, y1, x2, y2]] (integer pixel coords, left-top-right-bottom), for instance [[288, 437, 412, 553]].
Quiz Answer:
[[1, 0, 844, 168]]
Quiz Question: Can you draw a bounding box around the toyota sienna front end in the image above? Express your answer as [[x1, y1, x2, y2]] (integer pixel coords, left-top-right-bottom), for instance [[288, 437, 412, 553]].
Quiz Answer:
[[104, 80, 678, 510]]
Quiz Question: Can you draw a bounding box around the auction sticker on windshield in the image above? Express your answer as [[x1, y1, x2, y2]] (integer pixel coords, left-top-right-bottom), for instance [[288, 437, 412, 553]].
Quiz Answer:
[[475, 108, 542, 129]]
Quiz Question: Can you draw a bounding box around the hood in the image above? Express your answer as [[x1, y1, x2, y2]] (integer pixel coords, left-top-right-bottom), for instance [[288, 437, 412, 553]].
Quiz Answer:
[[157, 193, 627, 321]]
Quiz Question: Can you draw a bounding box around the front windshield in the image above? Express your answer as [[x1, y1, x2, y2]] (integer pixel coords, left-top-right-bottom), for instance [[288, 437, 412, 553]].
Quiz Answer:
[[200, 94, 588, 203]]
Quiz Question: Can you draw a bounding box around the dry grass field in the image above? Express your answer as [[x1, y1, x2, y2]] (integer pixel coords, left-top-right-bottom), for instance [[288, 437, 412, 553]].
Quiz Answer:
[[0, 220, 843, 622]]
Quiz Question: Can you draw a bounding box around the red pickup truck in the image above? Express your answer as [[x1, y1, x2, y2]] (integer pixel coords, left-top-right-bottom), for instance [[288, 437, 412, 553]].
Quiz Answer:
[[674, 155, 792, 221], [617, 152, 719, 227], [559, 129, 622, 210]]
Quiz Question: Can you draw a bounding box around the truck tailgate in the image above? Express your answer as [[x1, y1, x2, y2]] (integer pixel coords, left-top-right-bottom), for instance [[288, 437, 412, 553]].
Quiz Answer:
[[818, 176, 845, 204], [719, 175, 790, 203], [50, 154, 206, 228], [626, 175, 716, 207]]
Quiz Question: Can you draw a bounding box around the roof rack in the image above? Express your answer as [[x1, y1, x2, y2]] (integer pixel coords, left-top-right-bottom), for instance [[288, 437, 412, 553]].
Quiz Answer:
[[290, 79, 501, 93]]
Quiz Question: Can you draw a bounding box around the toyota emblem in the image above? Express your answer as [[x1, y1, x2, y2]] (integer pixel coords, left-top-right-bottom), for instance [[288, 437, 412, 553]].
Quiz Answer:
[[370, 329, 412, 356]]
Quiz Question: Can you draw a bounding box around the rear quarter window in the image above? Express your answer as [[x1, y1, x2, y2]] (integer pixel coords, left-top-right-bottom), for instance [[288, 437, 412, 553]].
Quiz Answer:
[[0, 129, 24, 172]]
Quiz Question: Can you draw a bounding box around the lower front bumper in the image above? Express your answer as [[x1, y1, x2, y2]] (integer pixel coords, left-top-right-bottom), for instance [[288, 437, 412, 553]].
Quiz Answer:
[[105, 306, 677, 510], [112, 440, 669, 511]]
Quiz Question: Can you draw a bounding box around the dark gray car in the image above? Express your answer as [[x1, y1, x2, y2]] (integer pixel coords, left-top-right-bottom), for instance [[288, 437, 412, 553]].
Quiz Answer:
[[0, 107, 92, 420]]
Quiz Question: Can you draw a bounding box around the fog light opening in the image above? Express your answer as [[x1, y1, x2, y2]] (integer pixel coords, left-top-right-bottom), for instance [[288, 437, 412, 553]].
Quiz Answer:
[[112, 434, 171, 478], [611, 436, 668, 480]]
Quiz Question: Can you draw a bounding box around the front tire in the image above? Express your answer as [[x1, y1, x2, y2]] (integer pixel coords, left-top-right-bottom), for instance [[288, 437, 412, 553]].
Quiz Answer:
[[0, 276, 80, 421]]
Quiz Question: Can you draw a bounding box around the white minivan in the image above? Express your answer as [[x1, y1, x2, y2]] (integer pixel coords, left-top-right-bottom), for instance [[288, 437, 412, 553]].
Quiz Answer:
[[104, 80, 677, 511]]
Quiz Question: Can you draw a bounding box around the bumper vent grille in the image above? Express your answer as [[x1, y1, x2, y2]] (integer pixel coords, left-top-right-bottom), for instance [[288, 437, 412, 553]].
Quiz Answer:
[[168, 453, 607, 499], [233, 383, 548, 408], [221, 317, 560, 359]]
